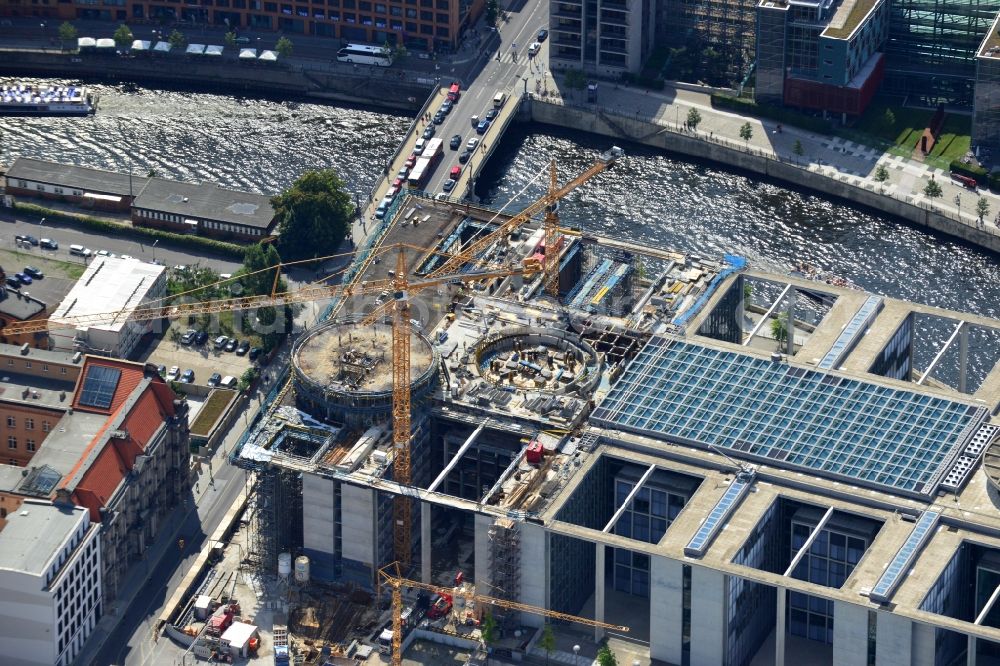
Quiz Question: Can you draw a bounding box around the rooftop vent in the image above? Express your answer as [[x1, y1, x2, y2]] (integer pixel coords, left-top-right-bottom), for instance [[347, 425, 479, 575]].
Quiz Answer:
[[72, 352, 82, 364], [20, 343, 29, 355]]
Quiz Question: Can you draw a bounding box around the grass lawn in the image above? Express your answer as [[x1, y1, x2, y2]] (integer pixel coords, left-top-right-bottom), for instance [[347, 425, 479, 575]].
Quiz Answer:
[[190, 389, 238, 436], [845, 99, 971, 170]]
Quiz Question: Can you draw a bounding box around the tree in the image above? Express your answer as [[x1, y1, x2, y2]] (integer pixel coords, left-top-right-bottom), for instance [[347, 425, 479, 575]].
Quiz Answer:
[[739, 122, 753, 145], [58, 22, 77, 47], [882, 108, 896, 134], [923, 178, 943, 199], [538, 624, 556, 665], [977, 196, 990, 222], [873, 164, 889, 191], [793, 139, 804, 157], [168, 29, 187, 49], [485, 0, 499, 25], [275, 36, 293, 57], [238, 366, 260, 392], [272, 169, 354, 262], [113, 24, 133, 49], [686, 107, 702, 131], [224, 31, 237, 48], [770, 312, 789, 347], [596, 644, 619, 666], [240, 243, 290, 350], [564, 68, 587, 90], [481, 611, 497, 665]]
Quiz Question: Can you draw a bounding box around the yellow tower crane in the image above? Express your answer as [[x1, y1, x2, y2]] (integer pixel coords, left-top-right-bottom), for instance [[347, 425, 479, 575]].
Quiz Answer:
[[1, 244, 539, 572], [426, 146, 624, 296], [377, 562, 628, 666]]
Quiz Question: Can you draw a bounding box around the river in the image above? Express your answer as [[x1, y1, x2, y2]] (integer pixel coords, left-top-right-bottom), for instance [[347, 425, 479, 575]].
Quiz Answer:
[[2, 80, 998, 324]]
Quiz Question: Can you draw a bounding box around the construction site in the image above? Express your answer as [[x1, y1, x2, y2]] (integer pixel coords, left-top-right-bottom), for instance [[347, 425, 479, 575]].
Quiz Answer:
[[149, 147, 1000, 666]]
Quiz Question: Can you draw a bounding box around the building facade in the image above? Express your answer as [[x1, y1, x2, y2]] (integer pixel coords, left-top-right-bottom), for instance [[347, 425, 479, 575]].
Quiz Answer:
[[973, 14, 1000, 159], [0, 501, 102, 666], [549, 0, 656, 76], [659, 0, 759, 87], [3, 157, 147, 213], [0, 0, 481, 51], [132, 179, 277, 241]]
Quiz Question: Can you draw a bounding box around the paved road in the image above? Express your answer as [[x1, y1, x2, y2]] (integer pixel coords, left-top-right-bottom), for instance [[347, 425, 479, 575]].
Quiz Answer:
[[0, 210, 244, 273]]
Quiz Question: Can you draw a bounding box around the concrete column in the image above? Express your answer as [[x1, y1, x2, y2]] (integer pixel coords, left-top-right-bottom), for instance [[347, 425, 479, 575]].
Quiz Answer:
[[690, 567, 726, 666], [786, 287, 796, 356], [420, 502, 431, 584], [649, 556, 684, 664], [519, 522, 547, 628], [968, 635, 978, 666], [911, 621, 935, 666], [875, 611, 912, 666], [594, 544, 606, 642], [959, 325, 969, 393], [473, 513, 492, 590], [775, 588, 786, 666], [832, 600, 870, 666]]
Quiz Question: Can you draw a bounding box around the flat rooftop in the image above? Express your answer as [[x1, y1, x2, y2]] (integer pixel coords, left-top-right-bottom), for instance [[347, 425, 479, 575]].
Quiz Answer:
[[823, 0, 879, 39], [0, 370, 75, 411], [133, 178, 275, 229], [0, 501, 87, 576], [5, 156, 149, 198], [591, 337, 987, 499], [50, 257, 165, 333], [0, 289, 46, 322], [21, 410, 108, 480]]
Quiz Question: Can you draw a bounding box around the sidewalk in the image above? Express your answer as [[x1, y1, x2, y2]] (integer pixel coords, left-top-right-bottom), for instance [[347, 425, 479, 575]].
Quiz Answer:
[[542, 80, 1000, 236]]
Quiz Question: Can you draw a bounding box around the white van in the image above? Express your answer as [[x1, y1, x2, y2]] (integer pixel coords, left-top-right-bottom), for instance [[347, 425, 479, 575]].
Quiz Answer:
[[69, 244, 92, 257], [220, 375, 238, 389], [493, 91, 506, 108]]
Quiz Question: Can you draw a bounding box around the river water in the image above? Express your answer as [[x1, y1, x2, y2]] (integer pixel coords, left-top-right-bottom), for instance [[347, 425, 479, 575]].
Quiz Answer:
[[2, 81, 998, 321]]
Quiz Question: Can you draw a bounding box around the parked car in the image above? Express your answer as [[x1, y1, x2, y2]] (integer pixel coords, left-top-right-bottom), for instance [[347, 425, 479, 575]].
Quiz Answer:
[[180, 329, 196, 345], [96, 249, 116, 258], [195, 331, 209, 345], [441, 100, 453, 114], [4, 277, 20, 290], [458, 150, 472, 164], [422, 124, 436, 139], [528, 41, 542, 57], [236, 340, 250, 355], [214, 335, 229, 350], [466, 137, 480, 151], [449, 134, 462, 150], [449, 165, 461, 180], [14, 272, 31, 285], [442, 179, 455, 192], [486, 107, 499, 120], [15, 234, 38, 246], [225, 338, 238, 352], [23, 266, 43, 279], [166, 366, 180, 381], [414, 137, 427, 153], [249, 347, 264, 361], [396, 166, 409, 181], [180, 369, 195, 383], [404, 152, 419, 169], [157, 364, 167, 377], [208, 372, 222, 387], [39, 238, 58, 250], [537, 28, 548, 42], [433, 111, 445, 124], [476, 119, 491, 134]]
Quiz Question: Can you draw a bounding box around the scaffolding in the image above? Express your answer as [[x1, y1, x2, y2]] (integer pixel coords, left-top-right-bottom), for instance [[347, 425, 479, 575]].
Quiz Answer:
[[488, 518, 521, 626], [246, 467, 304, 576]]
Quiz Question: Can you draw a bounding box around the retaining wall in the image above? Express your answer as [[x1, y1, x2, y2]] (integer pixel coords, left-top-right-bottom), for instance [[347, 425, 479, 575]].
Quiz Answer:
[[527, 100, 1000, 255]]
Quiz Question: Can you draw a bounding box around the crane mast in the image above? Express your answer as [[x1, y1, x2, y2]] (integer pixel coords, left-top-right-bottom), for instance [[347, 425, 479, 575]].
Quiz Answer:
[[390, 247, 414, 567]]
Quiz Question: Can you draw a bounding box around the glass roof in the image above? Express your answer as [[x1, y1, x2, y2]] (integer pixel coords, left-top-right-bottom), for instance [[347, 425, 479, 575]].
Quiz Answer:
[[592, 338, 986, 498]]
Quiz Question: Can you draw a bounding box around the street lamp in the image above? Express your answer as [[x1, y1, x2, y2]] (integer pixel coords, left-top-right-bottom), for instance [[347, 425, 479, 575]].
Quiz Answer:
[[522, 76, 528, 95], [573, 645, 580, 665], [152, 239, 159, 262], [954, 194, 962, 220]]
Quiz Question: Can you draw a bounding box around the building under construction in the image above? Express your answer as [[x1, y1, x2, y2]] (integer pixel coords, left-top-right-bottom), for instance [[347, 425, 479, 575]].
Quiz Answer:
[[233, 189, 1000, 666]]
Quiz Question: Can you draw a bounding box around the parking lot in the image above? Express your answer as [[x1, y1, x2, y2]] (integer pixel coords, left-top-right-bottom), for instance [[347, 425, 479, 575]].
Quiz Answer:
[[0, 246, 86, 308], [137, 322, 256, 387]]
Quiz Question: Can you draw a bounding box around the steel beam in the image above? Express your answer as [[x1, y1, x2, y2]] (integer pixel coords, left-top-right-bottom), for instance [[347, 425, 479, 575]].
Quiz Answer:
[[744, 283, 793, 346], [602, 464, 656, 533], [427, 420, 486, 493], [783, 506, 835, 577], [918, 321, 965, 385]]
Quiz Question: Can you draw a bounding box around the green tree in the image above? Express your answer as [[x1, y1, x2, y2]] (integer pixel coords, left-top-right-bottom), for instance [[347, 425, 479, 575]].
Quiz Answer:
[[113, 24, 133, 49], [793, 139, 804, 157], [275, 36, 293, 57], [224, 31, 237, 48], [739, 121, 753, 145], [770, 312, 789, 346], [240, 243, 290, 350], [564, 68, 587, 90], [702, 46, 725, 86], [58, 22, 77, 47], [873, 163, 889, 191], [686, 107, 702, 131], [238, 366, 260, 392], [882, 108, 896, 134], [923, 177, 943, 199], [977, 196, 990, 223], [481, 611, 497, 665], [272, 169, 354, 262], [168, 29, 187, 49], [596, 644, 619, 666], [538, 624, 556, 665], [485, 0, 499, 25]]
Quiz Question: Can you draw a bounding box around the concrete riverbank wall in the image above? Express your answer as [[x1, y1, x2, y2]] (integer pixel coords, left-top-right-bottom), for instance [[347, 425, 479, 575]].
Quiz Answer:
[[527, 99, 1000, 255], [0, 50, 431, 111]]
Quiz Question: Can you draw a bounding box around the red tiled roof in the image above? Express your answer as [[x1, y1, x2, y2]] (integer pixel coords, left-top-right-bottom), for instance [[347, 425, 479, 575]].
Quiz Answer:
[[73, 444, 128, 522], [71, 356, 147, 415]]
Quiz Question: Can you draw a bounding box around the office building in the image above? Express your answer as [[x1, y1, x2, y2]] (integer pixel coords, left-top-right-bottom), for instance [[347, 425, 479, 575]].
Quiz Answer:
[[659, 0, 759, 86], [549, 0, 657, 76], [974, 12, 1000, 159], [0, 501, 102, 666], [48, 256, 166, 359]]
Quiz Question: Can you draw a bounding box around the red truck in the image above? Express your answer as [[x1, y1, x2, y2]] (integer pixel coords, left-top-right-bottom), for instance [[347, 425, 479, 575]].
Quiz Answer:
[[428, 593, 453, 619]]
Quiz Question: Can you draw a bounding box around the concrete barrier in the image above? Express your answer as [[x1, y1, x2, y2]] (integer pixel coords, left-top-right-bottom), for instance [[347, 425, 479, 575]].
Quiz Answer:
[[527, 99, 1000, 255]]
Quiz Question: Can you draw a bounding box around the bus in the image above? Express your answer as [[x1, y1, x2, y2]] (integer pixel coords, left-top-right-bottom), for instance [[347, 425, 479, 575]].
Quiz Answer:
[[408, 157, 433, 189], [336, 43, 393, 67], [421, 137, 444, 161]]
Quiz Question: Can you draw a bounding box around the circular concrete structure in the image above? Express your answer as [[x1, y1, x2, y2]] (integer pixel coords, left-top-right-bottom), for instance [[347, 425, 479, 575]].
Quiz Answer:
[[292, 319, 438, 427], [471, 326, 601, 396]]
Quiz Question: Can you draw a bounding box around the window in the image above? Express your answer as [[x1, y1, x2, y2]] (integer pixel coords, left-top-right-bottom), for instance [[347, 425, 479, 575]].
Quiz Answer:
[[60, 367, 67, 375], [43, 364, 49, 372], [26, 439, 35, 451], [6, 359, 13, 367], [7, 436, 16, 449], [25, 418, 33, 430], [43, 420, 51, 433], [6, 416, 14, 428], [25, 361, 31, 368]]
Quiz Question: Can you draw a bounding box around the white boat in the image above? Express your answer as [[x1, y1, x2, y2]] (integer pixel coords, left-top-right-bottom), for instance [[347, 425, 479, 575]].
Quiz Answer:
[[0, 83, 96, 116]]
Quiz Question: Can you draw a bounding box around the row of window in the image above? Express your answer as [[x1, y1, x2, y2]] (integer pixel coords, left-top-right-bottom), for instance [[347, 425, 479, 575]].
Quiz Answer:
[[14, 180, 84, 197], [5, 359, 69, 374], [7, 436, 38, 450], [5, 415, 53, 431], [202, 219, 266, 235]]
